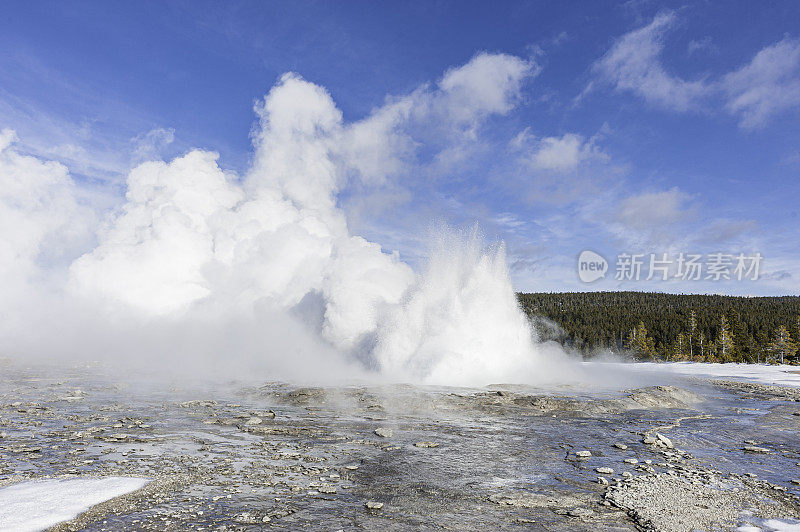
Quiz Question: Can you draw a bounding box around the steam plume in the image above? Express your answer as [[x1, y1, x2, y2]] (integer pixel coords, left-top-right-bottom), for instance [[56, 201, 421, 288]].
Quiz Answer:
[[0, 54, 557, 386]]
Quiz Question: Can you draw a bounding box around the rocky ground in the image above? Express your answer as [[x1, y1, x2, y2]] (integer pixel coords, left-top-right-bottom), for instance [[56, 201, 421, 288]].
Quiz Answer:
[[1, 359, 799, 531]]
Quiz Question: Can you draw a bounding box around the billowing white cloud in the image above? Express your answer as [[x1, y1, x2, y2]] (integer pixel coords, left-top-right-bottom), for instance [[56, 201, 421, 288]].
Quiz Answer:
[[721, 38, 800, 129], [0, 128, 93, 288], [0, 128, 96, 345], [35, 53, 550, 385], [513, 131, 606, 171], [250, 73, 344, 210], [342, 52, 536, 186], [532, 133, 586, 170], [70, 73, 413, 340], [339, 96, 417, 187], [69, 150, 243, 314], [593, 12, 707, 111], [438, 52, 535, 125]]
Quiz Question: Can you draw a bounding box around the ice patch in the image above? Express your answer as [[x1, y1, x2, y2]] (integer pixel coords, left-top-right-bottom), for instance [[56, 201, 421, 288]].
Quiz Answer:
[[0, 477, 149, 532]]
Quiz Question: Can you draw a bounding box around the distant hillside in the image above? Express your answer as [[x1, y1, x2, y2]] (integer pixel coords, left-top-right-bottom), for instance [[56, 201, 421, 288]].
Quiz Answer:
[[517, 292, 800, 364]]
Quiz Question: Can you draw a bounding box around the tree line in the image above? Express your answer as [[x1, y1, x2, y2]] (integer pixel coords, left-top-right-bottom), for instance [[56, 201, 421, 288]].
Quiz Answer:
[[517, 291, 800, 364]]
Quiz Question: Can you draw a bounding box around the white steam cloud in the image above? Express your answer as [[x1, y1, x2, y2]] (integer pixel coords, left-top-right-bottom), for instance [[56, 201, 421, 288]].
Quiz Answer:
[[0, 53, 561, 386]]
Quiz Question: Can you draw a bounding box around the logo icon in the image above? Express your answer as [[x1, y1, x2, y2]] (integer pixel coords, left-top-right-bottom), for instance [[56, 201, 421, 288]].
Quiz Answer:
[[578, 250, 608, 283]]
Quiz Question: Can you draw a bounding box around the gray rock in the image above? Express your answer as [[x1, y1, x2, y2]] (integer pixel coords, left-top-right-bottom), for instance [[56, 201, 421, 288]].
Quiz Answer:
[[613, 443, 628, 450], [10, 445, 41, 453], [596, 467, 614, 474], [235, 512, 257, 524], [365, 501, 384, 510], [374, 428, 393, 438], [655, 433, 674, 449], [743, 445, 771, 454], [179, 400, 217, 408]]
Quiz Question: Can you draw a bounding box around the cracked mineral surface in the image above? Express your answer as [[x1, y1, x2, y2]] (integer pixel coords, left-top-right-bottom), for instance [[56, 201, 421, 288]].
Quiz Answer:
[[1, 358, 799, 531]]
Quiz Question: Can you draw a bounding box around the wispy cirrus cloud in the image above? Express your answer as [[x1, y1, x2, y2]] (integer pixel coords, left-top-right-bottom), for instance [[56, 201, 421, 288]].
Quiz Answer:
[[590, 12, 800, 129], [617, 187, 694, 230], [686, 36, 717, 57], [721, 38, 800, 129], [131, 128, 176, 164], [592, 12, 708, 111]]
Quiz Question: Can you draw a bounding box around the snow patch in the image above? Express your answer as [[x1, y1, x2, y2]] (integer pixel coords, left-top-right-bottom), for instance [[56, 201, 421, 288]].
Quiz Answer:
[[736, 516, 800, 531], [0, 477, 149, 532], [623, 362, 800, 387]]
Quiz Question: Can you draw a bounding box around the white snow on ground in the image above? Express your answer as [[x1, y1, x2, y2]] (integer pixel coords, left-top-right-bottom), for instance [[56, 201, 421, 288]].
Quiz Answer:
[[0, 477, 149, 532], [617, 362, 800, 387], [737, 517, 800, 531]]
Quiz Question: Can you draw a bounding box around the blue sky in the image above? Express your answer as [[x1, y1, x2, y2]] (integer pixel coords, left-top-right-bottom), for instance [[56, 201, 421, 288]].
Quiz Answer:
[[2, 0, 799, 295]]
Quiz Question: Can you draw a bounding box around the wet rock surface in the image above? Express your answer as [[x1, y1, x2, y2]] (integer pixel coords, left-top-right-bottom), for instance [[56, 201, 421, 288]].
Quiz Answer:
[[1, 360, 799, 531]]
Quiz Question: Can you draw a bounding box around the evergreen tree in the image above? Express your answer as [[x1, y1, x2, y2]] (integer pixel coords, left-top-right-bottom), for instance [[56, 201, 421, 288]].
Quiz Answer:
[[625, 327, 637, 354], [716, 315, 736, 362], [795, 316, 800, 358], [698, 332, 706, 361], [626, 321, 656, 359], [674, 332, 687, 360], [767, 325, 797, 364], [516, 292, 800, 363], [755, 329, 769, 364]]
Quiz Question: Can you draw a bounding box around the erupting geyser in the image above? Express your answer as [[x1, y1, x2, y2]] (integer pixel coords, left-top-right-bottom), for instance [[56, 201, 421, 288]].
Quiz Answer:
[[374, 227, 542, 384], [0, 56, 554, 386]]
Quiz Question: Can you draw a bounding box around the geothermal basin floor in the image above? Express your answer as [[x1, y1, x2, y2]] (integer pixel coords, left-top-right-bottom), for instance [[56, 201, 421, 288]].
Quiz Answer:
[[1, 360, 800, 531]]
